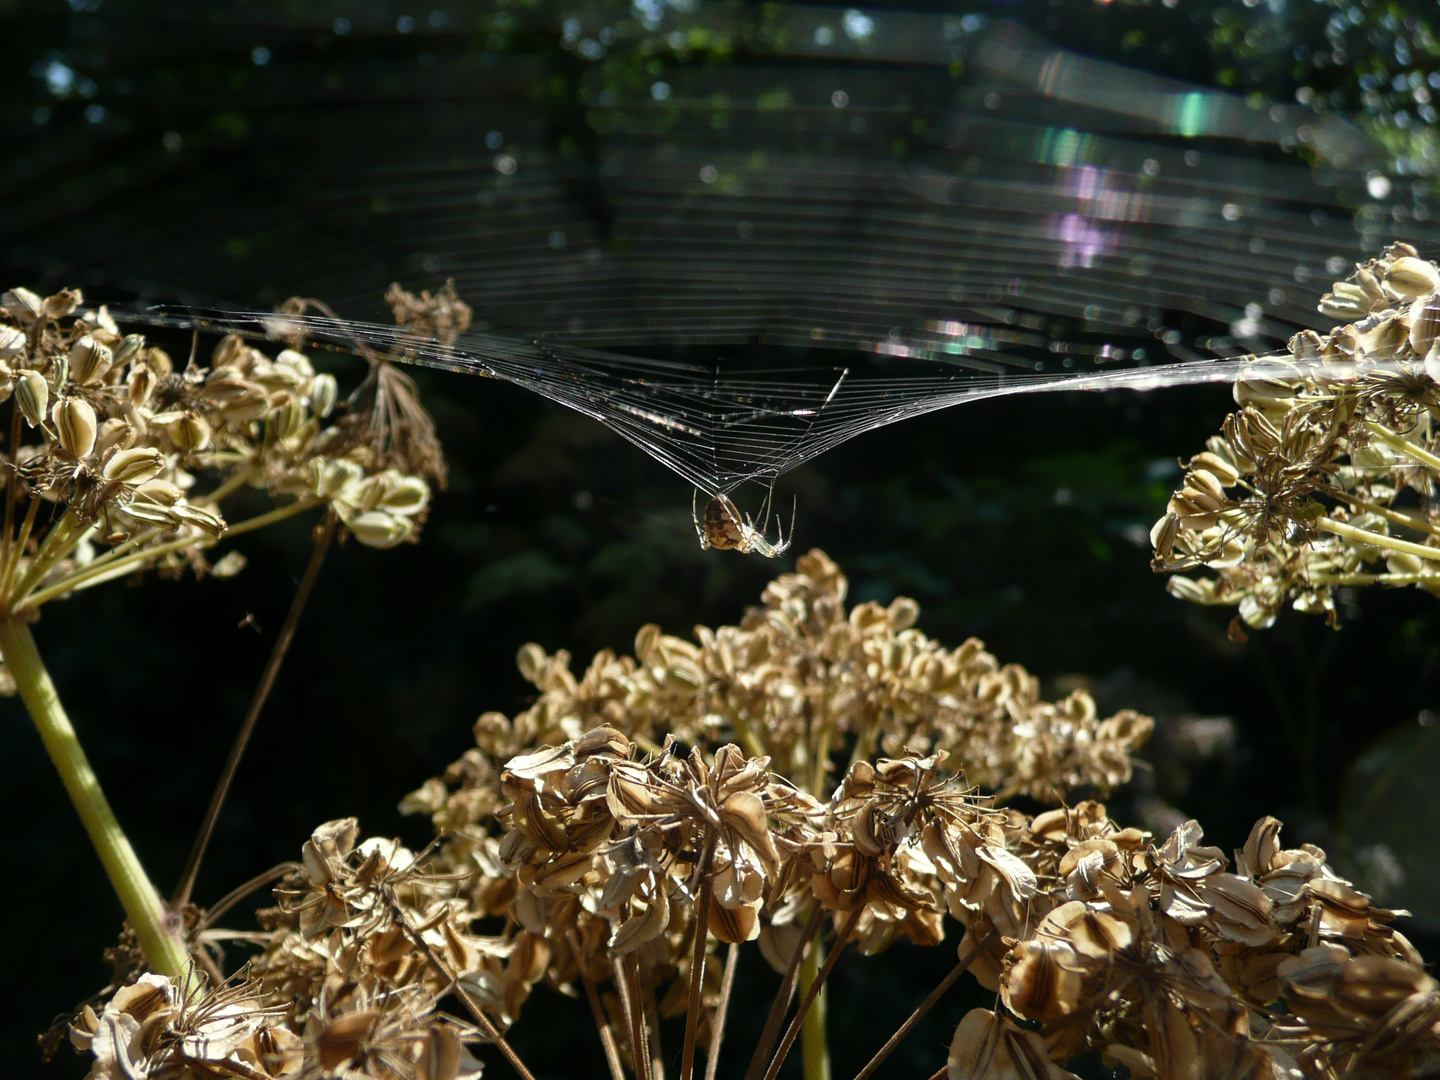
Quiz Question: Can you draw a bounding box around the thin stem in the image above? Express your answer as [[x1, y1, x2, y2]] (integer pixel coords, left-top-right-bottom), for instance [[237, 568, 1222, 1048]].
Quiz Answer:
[[16, 499, 319, 612], [799, 931, 830, 1080], [2, 405, 23, 576], [622, 954, 655, 1080], [850, 929, 996, 1080], [576, 951, 627, 1080], [385, 885, 537, 1080], [704, 944, 739, 1080], [1317, 484, 1440, 540], [1366, 420, 1440, 473], [1309, 571, 1440, 586], [763, 908, 863, 1080], [681, 833, 719, 1080], [192, 468, 252, 508], [0, 495, 42, 598], [0, 616, 192, 982], [726, 706, 768, 761], [195, 863, 299, 933], [641, 971, 665, 1080], [1317, 518, 1440, 562], [8, 511, 88, 605], [172, 512, 336, 909], [745, 904, 827, 1080]]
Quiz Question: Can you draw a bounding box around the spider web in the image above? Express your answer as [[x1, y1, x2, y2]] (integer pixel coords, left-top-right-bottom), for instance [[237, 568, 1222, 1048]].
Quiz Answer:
[[121, 18, 1440, 495]]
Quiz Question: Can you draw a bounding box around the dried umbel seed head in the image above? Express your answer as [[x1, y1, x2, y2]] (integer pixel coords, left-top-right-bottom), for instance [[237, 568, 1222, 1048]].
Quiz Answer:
[[70, 336, 115, 385], [16, 370, 49, 427], [102, 446, 166, 485], [53, 398, 98, 459]]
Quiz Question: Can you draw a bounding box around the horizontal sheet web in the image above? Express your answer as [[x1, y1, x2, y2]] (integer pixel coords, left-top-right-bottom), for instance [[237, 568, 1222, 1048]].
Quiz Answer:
[[112, 18, 1440, 496]]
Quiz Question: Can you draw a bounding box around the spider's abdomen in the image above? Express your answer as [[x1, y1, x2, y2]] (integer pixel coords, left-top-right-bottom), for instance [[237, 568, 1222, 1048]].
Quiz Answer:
[[703, 495, 745, 550]]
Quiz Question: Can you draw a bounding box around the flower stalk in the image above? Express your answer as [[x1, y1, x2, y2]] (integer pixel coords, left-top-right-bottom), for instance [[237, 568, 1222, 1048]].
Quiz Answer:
[[0, 616, 192, 981]]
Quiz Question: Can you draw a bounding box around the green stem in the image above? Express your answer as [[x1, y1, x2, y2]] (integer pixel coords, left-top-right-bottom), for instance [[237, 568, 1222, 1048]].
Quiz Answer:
[[16, 499, 319, 613], [1309, 571, 1440, 586], [1318, 518, 1440, 562], [1318, 484, 1440, 540], [1365, 420, 1440, 472], [799, 935, 831, 1080], [0, 617, 192, 982]]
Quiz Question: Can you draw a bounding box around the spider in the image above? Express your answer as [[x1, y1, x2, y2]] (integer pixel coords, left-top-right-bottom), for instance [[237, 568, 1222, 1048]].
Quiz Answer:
[[692, 485, 795, 557]]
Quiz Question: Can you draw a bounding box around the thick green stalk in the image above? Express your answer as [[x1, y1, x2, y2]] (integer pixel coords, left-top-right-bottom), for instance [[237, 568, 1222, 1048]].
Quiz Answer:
[[0, 617, 192, 982]]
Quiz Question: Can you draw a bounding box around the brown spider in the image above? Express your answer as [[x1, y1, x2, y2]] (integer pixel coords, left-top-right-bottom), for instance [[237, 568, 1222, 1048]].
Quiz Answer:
[[691, 484, 794, 557]]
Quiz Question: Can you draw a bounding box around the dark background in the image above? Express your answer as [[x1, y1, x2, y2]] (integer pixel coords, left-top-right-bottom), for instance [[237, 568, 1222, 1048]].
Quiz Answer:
[[4, 1, 1440, 1077]]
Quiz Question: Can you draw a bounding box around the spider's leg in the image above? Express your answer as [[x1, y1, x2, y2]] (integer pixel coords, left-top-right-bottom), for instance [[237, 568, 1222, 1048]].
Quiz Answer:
[[758, 476, 776, 535], [692, 487, 707, 548]]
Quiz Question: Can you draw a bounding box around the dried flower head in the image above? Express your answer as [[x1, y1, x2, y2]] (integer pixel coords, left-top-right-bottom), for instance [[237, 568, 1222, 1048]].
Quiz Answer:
[[1153, 242, 1440, 632]]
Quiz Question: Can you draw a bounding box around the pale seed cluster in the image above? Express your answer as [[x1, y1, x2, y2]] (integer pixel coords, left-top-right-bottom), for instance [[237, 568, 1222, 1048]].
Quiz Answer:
[[1151, 242, 1440, 632], [447, 550, 1151, 806], [0, 286, 441, 644]]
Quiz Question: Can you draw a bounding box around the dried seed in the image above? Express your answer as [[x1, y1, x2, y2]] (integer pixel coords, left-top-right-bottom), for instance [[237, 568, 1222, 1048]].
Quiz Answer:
[[0, 325, 23, 360], [53, 397, 97, 458], [40, 288, 81, 319], [70, 335, 114, 385], [102, 446, 166, 485], [167, 412, 212, 452], [1, 287, 42, 323], [1386, 255, 1440, 298], [310, 371, 338, 417], [113, 333, 145, 367], [16, 370, 48, 427], [343, 509, 413, 548]]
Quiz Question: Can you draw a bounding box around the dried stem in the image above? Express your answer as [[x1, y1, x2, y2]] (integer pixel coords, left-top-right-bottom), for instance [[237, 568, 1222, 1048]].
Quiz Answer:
[[763, 907, 863, 1080], [681, 832, 719, 1080], [642, 973, 665, 1080], [850, 929, 996, 1080], [172, 511, 337, 909], [2, 405, 22, 575], [745, 903, 827, 1080], [620, 953, 655, 1080], [385, 885, 538, 1080], [195, 863, 300, 933], [576, 951, 627, 1080], [704, 944, 739, 1080], [0, 616, 193, 982]]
